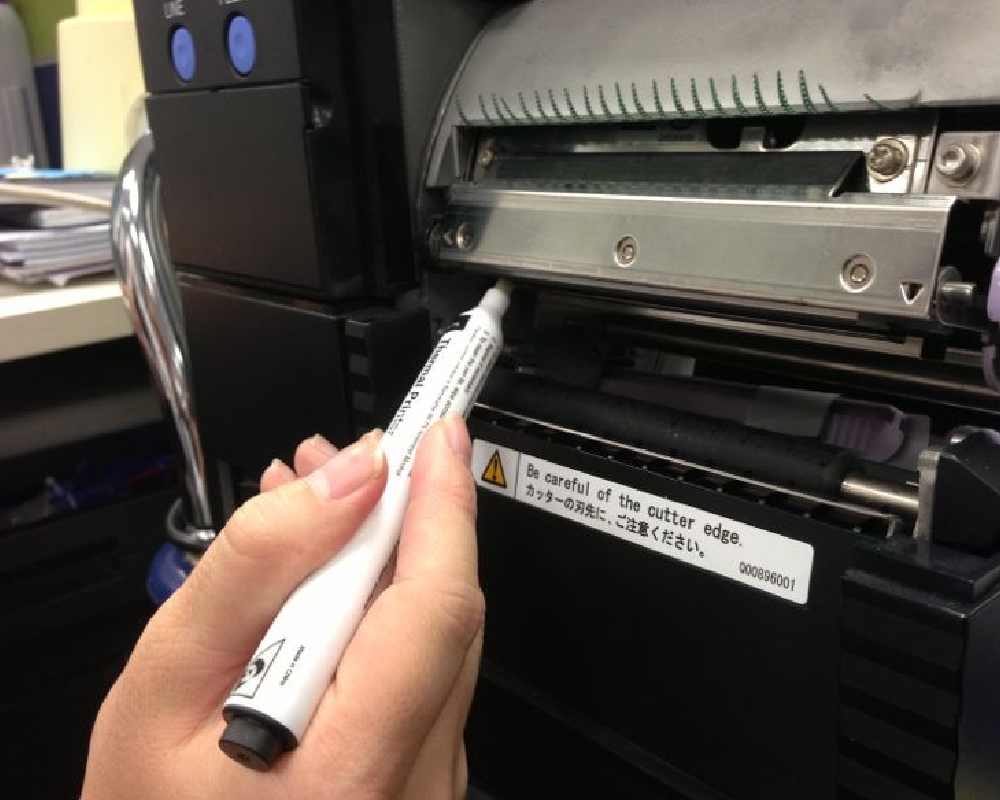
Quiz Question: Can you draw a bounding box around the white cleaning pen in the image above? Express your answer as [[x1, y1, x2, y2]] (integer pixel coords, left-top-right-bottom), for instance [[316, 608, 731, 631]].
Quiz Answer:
[[219, 280, 512, 770]]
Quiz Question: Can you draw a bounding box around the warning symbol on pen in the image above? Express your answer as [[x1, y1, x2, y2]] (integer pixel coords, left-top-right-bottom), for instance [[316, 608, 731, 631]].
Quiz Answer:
[[481, 450, 508, 489], [232, 639, 284, 700]]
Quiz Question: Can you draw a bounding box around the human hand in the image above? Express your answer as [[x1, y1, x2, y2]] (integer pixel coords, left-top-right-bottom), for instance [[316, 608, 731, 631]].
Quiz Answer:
[[81, 417, 484, 800]]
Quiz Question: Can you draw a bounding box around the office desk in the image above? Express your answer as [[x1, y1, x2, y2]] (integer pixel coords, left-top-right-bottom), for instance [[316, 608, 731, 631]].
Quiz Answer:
[[0, 275, 131, 364], [0, 278, 172, 797]]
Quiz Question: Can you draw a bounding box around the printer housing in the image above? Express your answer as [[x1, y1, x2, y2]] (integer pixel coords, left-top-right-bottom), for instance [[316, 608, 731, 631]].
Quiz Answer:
[[130, 2, 1000, 798]]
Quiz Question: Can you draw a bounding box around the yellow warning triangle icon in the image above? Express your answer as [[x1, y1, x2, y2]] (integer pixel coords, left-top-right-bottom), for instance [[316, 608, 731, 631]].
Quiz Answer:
[[481, 450, 508, 489]]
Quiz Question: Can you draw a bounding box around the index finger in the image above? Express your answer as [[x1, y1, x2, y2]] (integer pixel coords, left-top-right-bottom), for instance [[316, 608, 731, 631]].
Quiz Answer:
[[394, 414, 478, 583], [293, 417, 483, 796]]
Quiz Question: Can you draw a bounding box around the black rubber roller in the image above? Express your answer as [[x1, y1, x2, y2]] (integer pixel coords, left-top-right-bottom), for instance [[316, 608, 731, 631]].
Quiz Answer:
[[482, 371, 857, 497]]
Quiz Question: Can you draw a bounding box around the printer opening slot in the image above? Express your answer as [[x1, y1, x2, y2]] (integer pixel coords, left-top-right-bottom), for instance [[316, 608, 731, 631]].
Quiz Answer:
[[441, 112, 936, 198], [463, 123, 865, 200], [480, 370, 917, 533], [463, 276, 1000, 552]]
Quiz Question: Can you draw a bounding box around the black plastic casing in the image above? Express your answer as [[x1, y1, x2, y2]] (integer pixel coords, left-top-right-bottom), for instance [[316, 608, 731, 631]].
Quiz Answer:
[[147, 85, 361, 297], [465, 412, 1000, 800], [133, 0, 415, 298], [133, 1, 341, 94], [933, 433, 1000, 555], [177, 275, 429, 522], [132, 2, 429, 523]]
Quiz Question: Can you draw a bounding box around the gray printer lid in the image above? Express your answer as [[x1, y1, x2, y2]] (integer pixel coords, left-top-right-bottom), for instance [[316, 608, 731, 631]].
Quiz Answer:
[[441, 0, 1000, 126]]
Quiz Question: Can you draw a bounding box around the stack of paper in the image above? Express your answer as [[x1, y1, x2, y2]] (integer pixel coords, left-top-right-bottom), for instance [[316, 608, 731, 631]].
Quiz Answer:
[[0, 223, 111, 286], [0, 170, 114, 286]]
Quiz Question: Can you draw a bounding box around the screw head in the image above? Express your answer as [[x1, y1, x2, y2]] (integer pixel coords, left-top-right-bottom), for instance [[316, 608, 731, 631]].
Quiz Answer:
[[311, 105, 333, 128], [841, 254, 874, 292], [867, 138, 908, 181], [936, 143, 979, 182], [454, 222, 475, 251], [849, 263, 870, 284], [614, 235, 638, 267]]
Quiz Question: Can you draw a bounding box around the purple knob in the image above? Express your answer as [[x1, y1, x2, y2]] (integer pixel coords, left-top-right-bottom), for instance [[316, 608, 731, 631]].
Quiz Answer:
[[988, 258, 1000, 323]]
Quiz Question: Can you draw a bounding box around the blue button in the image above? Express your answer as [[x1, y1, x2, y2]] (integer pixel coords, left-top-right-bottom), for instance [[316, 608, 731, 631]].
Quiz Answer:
[[170, 26, 196, 82], [227, 14, 256, 76]]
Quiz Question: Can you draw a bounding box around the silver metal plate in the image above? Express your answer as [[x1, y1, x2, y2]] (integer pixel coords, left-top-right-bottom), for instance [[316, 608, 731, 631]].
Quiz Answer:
[[438, 186, 954, 320], [450, 0, 1000, 122], [926, 132, 1000, 200], [425, 0, 1000, 186]]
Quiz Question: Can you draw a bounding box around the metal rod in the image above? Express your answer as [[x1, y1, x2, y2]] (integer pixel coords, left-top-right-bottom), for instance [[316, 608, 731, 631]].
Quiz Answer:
[[111, 135, 215, 543], [840, 474, 919, 517]]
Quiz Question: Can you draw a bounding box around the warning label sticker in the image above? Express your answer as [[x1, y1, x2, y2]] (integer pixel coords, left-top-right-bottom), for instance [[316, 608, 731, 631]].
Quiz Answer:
[[231, 639, 284, 699], [480, 449, 509, 489], [471, 439, 814, 604]]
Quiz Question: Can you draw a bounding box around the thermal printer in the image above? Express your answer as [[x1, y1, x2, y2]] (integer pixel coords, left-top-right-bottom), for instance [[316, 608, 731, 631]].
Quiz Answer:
[[120, 1, 1000, 797]]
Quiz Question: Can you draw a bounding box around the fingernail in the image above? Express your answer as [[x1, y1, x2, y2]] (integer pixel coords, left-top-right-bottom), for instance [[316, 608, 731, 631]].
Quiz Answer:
[[308, 433, 337, 459], [306, 430, 384, 499], [261, 458, 284, 482], [442, 413, 472, 463]]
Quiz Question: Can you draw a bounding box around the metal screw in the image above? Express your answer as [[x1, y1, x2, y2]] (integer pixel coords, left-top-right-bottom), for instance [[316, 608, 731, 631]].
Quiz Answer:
[[849, 263, 870, 284], [310, 104, 333, 128], [454, 222, 475, 251], [866, 138, 908, 182], [441, 227, 456, 248], [841, 255, 874, 292], [936, 142, 980, 182], [614, 235, 638, 267], [478, 140, 496, 169]]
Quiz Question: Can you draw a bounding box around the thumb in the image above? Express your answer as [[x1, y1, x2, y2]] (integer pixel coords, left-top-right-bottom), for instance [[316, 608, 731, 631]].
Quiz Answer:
[[125, 430, 387, 717]]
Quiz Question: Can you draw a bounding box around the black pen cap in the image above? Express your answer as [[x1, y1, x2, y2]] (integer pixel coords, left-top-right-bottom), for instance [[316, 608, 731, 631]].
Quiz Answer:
[[219, 711, 297, 771]]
